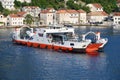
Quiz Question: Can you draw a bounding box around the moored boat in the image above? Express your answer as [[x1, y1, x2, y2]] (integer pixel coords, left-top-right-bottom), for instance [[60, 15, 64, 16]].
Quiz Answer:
[[12, 25, 108, 53]]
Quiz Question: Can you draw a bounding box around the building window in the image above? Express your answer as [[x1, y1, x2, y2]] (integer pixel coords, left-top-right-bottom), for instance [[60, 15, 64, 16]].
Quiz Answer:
[[1, 16, 2, 18], [119, 21, 120, 24]]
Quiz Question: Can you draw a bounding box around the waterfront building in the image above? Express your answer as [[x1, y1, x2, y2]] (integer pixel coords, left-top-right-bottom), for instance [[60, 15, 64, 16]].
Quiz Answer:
[[7, 12, 26, 26], [56, 9, 79, 24], [87, 3, 108, 23], [56, 9, 70, 24], [87, 3, 103, 12], [77, 9, 87, 24], [87, 11, 108, 23], [22, 6, 41, 17], [0, 0, 15, 10], [40, 8, 56, 25], [66, 10, 79, 24], [17, 0, 31, 3], [113, 12, 120, 24], [117, 0, 120, 8], [0, 14, 7, 26]]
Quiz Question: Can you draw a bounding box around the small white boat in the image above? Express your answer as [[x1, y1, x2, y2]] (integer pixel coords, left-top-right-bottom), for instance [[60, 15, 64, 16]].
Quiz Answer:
[[12, 24, 108, 53], [113, 24, 120, 30]]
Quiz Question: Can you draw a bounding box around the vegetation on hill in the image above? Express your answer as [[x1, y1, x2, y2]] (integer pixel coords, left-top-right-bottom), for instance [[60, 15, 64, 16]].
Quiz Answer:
[[29, 0, 118, 13], [0, 0, 118, 16], [14, 0, 29, 8], [29, 0, 65, 10], [0, 2, 3, 12], [81, 0, 117, 14], [66, 0, 90, 13]]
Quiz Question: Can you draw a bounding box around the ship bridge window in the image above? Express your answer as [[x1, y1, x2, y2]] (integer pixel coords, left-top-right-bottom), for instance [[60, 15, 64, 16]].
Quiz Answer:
[[53, 27, 60, 29], [70, 43, 74, 46], [38, 33, 43, 37]]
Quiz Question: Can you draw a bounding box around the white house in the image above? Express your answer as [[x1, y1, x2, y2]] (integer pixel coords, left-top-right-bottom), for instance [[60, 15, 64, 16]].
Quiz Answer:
[[87, 3, 108, 23], [66, 10, 79, 24], [7, 12, 26, 26], [22, 6, 41, 17], [56, 9, 79, 24], [87, 3, 103, 12], [40, 8, 56, 25], [87, 11, 108, 23], [117, 0, 120, 8], [77, 9, 87, 24], [0, 0, 15, 10], [17, 0, 31, 3], [56, 9, 70, 24], [0, 14, 7, 26], [113, 12, 120, 24]]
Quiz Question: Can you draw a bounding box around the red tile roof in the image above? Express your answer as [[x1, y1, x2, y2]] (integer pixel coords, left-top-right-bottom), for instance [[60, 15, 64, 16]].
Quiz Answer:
[[57, 9, 79, 14], [113, 12, 120, 16], [77, 9, 86, 13], [88, 11, 108, 16], [92, 3, 102, 8], [66, 10, 78, 13], [17, 12, 26, 16], [9, 14, 22, 18], [56, 9, 67, 14], [117, 0, 120, 3], [41, 10, 51, 13], [41, 8, 55, 13], [9, 12, 26, 18], [41, 10, 49, 13]]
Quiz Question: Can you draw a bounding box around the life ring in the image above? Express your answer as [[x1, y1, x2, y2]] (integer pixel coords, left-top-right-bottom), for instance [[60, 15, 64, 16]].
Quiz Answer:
[[15, 28, 18, 31]]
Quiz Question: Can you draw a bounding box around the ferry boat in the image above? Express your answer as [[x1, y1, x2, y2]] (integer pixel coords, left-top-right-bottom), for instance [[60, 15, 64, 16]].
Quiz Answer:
[[12, 24, 108, 53]]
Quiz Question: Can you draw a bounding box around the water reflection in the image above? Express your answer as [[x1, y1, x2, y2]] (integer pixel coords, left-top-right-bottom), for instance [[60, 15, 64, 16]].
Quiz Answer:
[[0, 26, 120, 80]]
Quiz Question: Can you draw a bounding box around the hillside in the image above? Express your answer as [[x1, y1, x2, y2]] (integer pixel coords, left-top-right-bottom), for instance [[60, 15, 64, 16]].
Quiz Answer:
[[29, 0, 117, 14], [81, 0, 117, 13], [0, 0, 118, 16]]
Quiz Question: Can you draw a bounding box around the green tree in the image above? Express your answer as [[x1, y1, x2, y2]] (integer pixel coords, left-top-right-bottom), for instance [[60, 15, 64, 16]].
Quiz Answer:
[[14, 0, 22, 8], [24, 14, 33, 26], [30, 0, 65, 9], [10, 10, 19, 14], [66, 0, 80, 10], [21, 1, 29, 7], [2, 9, 11, 16], [0, 2, 3, 12], [82, 6, 90, 13]]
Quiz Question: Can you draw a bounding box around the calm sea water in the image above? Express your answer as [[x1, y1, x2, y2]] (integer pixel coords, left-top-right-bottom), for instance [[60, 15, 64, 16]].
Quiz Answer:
[[0, 26, 120, 80]]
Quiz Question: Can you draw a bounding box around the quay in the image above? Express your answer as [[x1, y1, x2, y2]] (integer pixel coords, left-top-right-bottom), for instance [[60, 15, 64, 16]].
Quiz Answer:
[[0, 23, 112, 29]]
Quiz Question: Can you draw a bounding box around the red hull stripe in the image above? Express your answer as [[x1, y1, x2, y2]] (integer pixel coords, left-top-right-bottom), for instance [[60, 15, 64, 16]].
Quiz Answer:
[[86, 43, 102, 52], [27, 42, 32, 47], [14, 40, 101, 53], [40, 44, 47, 48], [32, 43, 39, 48]]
